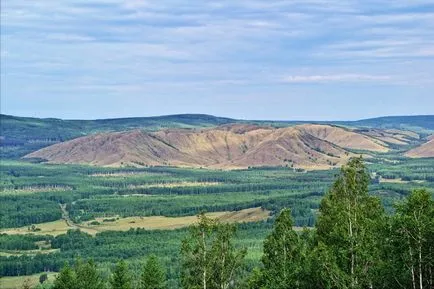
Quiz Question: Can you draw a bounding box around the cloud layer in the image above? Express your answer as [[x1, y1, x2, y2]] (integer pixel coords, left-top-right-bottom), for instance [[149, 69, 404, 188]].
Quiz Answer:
[[1, 0, 433, 119]]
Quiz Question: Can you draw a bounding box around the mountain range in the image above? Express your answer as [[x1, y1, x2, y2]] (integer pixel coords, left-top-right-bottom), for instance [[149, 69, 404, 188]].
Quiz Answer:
[[1, 114, 433, 168]]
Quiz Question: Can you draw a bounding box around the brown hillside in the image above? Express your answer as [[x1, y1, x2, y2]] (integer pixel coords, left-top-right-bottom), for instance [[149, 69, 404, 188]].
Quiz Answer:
[[298, 124, 389, 151], [404, 139, 434, 158], [24, 124, 391, 169], [356, 128, 419, 145]]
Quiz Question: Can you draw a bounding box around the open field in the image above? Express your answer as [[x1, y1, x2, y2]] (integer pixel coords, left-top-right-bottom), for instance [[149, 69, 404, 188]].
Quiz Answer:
[[0, 249, 59, 257], [0, 186, 72, 196], [0, 272, 57, 289], [127, 181, 221, 189], [0, 207, 270, 236], [0, 219, 94, 236]]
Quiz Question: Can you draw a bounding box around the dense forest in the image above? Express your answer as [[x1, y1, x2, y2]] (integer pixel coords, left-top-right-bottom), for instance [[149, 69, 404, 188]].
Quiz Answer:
[[1, 158, 432, 288]]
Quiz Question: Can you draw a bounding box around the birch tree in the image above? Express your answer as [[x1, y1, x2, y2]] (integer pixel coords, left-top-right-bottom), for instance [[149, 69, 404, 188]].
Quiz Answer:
[[180, 213, 246, 289], [315, 157, 385, 288], [390, 189, 433, 289]]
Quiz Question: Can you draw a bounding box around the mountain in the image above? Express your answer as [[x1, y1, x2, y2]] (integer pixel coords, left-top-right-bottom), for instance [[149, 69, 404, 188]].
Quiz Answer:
[[0, 114, 235, 158], [352, 128, 420, 146], [342, 115, 434, 132], [24, 124, 391, 170], [404, 137, 434, 158], [1, 113, 432, 159]]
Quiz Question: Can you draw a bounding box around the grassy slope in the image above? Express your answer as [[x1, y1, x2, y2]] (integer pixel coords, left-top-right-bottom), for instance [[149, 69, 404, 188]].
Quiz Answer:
[[2, 113, 433, 159], [0, 114, 236, 158], [0, 273, 57, 289]]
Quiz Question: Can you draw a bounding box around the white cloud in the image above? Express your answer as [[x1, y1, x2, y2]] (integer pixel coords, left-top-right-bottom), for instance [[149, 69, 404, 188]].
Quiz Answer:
[[282, 74, 391, 83]]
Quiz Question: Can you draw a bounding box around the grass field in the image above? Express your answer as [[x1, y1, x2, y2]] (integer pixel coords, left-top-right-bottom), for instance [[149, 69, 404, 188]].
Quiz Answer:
[[0, 207, 270, 236], [0, 273, 57, 289]]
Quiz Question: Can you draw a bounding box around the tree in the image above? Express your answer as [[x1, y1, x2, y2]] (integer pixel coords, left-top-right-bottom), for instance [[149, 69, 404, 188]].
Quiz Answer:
[[181, 213, 216, 289], [261, 209, 304, 289], [307, 242, 347, 289], [245, 267, 266, 289], [75, 259, 105, 289], [389, 189, 433, 289], [315, 157, 385, 288], [209, 223, 247, 289], [140, 255, 166, 289], [110, 260, 132, 289], [181, 213, 246, 289], [53, 263, 77, 289], [39, 273, 48, 284]]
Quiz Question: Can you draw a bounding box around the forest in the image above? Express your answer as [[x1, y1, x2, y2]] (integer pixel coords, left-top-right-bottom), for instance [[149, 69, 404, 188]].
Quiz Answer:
[[0, 157, 433, 288], [1, 158, 432, 288]]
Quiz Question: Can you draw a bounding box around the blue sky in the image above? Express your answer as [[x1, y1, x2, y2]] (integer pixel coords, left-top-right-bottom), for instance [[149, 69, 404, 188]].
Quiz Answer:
[[1, 0, 433, 120]]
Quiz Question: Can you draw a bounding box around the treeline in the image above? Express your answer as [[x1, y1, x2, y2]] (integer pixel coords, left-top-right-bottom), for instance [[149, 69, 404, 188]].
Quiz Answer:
[[243, 158, 433, 289], [0, 197, 61, 228], [3, 158, 432, 229], [22, 157, 433, 289], [0, 234, 52, 251]]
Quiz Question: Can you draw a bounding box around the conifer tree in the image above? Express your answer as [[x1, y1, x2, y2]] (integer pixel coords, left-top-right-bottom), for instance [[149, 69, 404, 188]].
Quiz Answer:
[[110, 260, 132, 289], [141, 255, 166, 289], [75, 259, 105, 289], [53, 263, 77, 289]]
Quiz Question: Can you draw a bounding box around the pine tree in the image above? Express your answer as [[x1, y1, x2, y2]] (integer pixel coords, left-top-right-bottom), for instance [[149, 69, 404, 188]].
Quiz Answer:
[[315, 157, 385, 289], [75, 259, 105, 289], [53, 263, 77, 289], [140, 255, 166, 289], [110, 260, 132, 289]]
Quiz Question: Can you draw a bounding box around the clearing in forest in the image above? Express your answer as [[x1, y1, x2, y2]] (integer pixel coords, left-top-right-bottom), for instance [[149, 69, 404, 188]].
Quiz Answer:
[[0, 207, 270, 236]]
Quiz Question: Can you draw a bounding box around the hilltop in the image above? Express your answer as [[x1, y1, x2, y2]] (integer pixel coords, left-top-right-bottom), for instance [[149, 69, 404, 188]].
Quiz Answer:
[[25, 123, 399, 169], [1, 113, 432, 159], [404, 137, 434, 158]]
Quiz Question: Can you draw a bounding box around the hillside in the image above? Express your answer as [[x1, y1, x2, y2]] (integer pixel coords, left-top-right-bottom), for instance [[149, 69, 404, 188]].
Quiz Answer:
[[24, 124, 392, 169], [404, 138, 434, 158], [343, 115, 434, 132], [353, 128, 420, 146], [0, 114, 235, 158], [2, 113, 432, 159]]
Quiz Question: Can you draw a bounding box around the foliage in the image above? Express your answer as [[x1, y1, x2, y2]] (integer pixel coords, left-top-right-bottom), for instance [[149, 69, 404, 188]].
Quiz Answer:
[[110, 260, 132, 289], [140, 255, 166, 289], [316, 157, 386, 288], [180, 213, 246, 289], [261, 209, 304, 288]]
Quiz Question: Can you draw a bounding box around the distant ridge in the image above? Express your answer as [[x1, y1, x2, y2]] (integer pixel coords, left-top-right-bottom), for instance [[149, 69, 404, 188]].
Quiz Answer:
[[405, 137, 434, 158], [24, 123, 393, 170], [1, 113, 432, 159]]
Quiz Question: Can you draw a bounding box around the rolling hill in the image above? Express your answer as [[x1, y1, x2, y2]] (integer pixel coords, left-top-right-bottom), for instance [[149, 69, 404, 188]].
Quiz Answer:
[[404, 137, 434, 158], [24, 124, 392, 170], [2, 113, 432, 160]]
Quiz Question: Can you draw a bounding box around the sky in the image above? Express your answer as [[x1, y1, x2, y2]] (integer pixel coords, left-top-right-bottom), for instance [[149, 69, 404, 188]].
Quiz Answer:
[[1, 0, 434, 121]]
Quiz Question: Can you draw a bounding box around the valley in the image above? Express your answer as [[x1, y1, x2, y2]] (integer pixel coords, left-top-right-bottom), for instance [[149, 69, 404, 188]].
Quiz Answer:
[[0, 114, 433, 288]]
